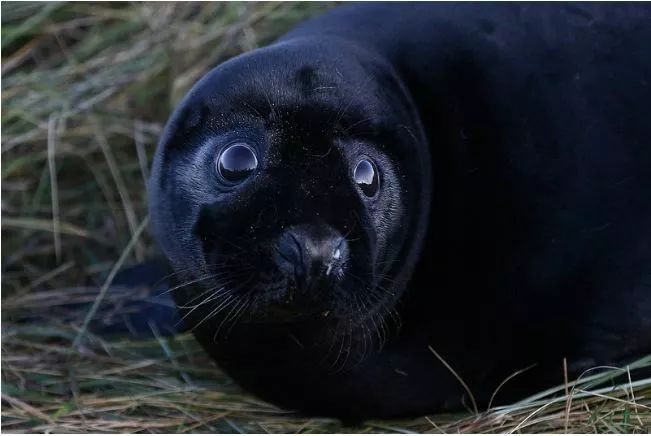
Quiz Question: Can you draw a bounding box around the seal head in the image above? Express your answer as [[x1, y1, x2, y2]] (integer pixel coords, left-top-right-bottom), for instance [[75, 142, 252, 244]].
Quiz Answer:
[[148, 38, 431, 354]]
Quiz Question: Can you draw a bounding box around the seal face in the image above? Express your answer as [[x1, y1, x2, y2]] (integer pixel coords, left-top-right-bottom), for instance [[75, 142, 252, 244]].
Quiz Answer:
[[149, 39, 430, 367], [149, 3, 651, 421]]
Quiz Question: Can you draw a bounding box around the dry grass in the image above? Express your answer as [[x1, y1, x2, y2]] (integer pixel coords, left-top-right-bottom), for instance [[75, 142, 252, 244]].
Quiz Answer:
[[2, 2, 650, 433]]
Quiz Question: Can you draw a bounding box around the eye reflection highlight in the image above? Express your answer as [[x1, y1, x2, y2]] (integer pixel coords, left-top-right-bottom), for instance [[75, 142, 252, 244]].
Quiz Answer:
[[354, 158, 379, 197], [218, 143, 258, 181]]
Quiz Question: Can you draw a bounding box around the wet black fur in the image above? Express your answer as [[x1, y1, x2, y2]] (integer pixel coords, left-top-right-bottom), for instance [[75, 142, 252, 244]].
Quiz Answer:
[[148, 3, 651, 421]]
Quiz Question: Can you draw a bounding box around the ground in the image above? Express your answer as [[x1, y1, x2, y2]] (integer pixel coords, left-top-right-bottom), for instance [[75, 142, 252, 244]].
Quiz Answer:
[[2, 2, 649, 433]]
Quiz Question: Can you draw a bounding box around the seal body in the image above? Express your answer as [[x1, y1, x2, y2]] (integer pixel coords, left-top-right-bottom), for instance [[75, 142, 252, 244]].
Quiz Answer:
[[149, 4, 651, 420]]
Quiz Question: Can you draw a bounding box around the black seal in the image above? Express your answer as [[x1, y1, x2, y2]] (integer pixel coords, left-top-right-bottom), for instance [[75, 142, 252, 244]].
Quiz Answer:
[[148, 3, 651, 421]]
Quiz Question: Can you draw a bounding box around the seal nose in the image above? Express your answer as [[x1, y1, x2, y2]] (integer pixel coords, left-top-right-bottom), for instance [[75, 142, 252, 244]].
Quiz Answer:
[[275, 224, 348, 288]]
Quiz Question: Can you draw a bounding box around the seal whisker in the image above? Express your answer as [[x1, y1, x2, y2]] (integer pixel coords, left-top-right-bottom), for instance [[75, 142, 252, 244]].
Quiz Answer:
[[212, 298, 245, 342], [337, 318, 354, 373], [365, 302, 384, 350], [220, 296, 253, 340], [319, 319, 343, 368], [161, 267, 254, 296], [154, 257, 255, 285], [340, 117, 375, 136], [192, 276, 257, 329], [357, 294, 377, 354], [328, 325, 348, 372], [352, 293, 371, 366], [177, 286, 224, 309], [158, 273, 224, 296], [190, 294, 236, 331], [175, 288, 231, 328], [177, 284, 233, 310], [331, 73, 376, 130], [177, 272, 252, 306]]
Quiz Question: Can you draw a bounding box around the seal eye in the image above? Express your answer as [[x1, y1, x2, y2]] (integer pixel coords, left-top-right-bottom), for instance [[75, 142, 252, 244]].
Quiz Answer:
[[218, 143, 258, 182], [353, 158, 380, 198]]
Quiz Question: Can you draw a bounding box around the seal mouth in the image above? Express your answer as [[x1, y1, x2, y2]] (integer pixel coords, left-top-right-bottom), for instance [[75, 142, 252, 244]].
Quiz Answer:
[[247, 303, 315, 323], [243, 276, 340, 323]]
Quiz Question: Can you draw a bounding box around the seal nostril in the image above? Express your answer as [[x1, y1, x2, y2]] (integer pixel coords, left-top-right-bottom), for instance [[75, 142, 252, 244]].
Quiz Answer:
[[277, 232, 303, 267], [288, 232, 304, 264]]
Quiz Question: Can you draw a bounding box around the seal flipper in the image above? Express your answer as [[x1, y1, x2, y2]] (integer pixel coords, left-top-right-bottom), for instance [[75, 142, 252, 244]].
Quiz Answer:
[[90, 258, 186, 338]]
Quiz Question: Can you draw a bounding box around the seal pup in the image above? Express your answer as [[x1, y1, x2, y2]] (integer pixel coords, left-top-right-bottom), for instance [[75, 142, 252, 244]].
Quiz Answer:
[[148, 3, 651, 420]]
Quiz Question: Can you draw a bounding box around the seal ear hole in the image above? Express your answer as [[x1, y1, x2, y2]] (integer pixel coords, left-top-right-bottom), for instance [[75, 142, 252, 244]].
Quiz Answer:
[[353, 158, 380, 198], [217, 143, 258, 182]]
